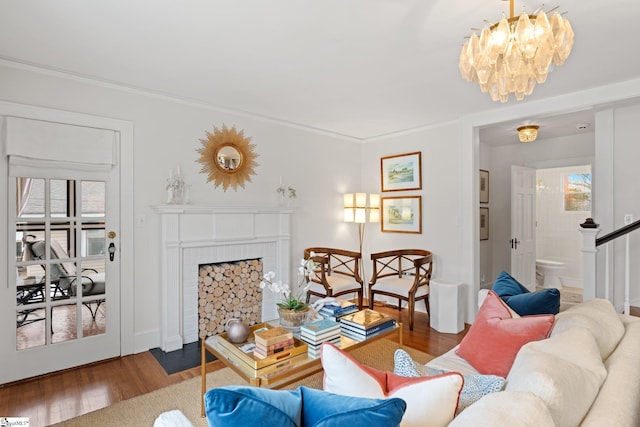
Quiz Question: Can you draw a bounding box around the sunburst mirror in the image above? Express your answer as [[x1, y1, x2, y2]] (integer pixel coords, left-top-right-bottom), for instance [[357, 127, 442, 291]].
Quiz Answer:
[[196, 124, 259, 191]]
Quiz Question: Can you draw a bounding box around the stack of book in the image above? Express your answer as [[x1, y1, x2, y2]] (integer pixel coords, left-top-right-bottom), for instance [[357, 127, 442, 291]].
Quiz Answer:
[[252, 326, 294, 359], [339, 308, 397, 342], [300, 318, 342, 358], [319, 299, 358, 321]]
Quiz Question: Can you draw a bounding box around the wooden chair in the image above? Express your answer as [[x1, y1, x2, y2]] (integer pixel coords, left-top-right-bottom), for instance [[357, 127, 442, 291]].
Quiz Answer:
[[368, 249, 433, 330], [304, 247, 364, 309]]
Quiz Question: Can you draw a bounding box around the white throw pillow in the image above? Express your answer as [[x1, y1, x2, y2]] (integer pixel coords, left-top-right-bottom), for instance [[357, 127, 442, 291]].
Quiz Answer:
[[321, 343, 463, 427], [552, 298, 624, 360], [506, 327, 607, 427], [448, 391, 555, 427]]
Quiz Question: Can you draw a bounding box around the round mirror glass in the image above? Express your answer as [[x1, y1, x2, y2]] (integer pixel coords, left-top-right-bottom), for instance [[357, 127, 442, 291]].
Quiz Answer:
[[215, 144, 243, 172]]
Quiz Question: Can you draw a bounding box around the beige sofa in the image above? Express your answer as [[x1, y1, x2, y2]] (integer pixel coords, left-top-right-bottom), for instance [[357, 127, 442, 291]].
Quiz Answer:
[[425, 295, 640, 427]]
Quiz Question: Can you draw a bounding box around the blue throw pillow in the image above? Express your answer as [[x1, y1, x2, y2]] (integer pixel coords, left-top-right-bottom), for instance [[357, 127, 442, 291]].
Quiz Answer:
[[205, 385, 406, 427], [492, 271, 560, 316], [300, 387, 406, 427], [204, 386, 302, 427]]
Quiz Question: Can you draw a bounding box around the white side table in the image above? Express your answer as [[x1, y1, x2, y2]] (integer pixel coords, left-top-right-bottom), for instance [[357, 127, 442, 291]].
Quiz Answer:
[[429, 279, 465, 334]]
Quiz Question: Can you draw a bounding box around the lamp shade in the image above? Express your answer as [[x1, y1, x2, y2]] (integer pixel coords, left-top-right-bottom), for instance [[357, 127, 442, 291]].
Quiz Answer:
[[355, 193, 367, 208], [343, 193, 354, 208], [343, 207, 355, 222], [369, 194, 380, 209]]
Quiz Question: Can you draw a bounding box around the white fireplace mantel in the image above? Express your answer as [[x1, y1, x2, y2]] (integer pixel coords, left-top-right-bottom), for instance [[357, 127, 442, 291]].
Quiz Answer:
[[154, 205, 293, 352]]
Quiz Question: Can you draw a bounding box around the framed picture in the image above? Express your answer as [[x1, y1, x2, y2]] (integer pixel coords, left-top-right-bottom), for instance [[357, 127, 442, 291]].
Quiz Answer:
[[479, 169, 489, 203], [380, 152, 422, 192], [480, 207, 489, 241], [381, 196, 422, 234]]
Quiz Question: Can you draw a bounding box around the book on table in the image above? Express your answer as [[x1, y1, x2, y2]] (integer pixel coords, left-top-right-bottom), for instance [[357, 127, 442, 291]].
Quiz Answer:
[[321, 307, 358, 321], [340, 321, 396, 342], [300, 329, 341, 345], [253, 341, 295, 359], [253, 326, 293, 347], [339, 308, 394, 330], [340, 319, 397, 338], [253, 338, 295, 355], [319, 299, 357, 316], [300, 318, 340, 336], [307, 338, 341, 358]]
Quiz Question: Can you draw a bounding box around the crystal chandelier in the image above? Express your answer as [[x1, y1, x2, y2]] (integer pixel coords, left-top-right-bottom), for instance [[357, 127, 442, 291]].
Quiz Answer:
[[458, 0, 574, 102]]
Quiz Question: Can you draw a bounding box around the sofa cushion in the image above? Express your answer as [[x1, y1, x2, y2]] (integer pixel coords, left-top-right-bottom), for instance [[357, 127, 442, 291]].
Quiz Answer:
[[394, 349, 505, 413], [321, 342, 463, 427], [551, 298, 624, 360], [204, 385, 301, 427], [580, 316, 640, 427], [455, 290, 555, 377], [204, 385, 407, 427], [448, 391, 555, 427], [492, 271, 560, 316], [300, 386, 406, 427], [506, 327, 607, 427]]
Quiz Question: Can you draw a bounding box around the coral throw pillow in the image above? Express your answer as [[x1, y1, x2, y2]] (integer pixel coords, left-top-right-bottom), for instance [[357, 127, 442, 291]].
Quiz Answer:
[[455, 290, 555, 377], [321, 342, 463, 427]]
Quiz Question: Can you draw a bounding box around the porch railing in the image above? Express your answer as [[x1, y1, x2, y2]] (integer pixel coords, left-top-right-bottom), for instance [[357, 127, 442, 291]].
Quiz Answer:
[[580, 218, 640, 315]]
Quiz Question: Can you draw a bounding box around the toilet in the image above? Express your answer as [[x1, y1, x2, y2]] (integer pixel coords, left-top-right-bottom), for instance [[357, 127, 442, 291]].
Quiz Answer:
[[535, 259, 565, 289]]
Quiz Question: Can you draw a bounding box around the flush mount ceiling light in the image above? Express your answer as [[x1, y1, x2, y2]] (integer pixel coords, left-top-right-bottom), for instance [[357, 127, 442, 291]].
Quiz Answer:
[[458, 0, 574, 102], [517, 125, 540, 142]]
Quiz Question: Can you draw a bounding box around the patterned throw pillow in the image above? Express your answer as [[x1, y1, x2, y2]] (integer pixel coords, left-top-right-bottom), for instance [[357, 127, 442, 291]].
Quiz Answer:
[[394, 349, 506, 413]]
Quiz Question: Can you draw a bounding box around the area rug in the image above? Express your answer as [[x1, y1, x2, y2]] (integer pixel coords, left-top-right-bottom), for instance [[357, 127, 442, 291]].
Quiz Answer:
[[51, 340, 432, 427]]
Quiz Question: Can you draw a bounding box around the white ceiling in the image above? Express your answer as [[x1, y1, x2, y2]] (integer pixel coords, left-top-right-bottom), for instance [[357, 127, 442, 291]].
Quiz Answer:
[[1, 0, 639, 142]]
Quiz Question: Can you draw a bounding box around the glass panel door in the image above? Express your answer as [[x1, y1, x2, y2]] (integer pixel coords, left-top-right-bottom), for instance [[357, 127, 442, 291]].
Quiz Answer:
[[15, 178, 107, 351]]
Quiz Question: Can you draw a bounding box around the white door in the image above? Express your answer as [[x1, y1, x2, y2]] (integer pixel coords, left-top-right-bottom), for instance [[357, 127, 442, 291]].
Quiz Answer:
[[1, 119, 121, 384], [511, 165, 536, 290]]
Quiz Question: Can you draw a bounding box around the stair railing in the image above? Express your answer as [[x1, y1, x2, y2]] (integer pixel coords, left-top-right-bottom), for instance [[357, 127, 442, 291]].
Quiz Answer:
[[580, 218, 640, 314]]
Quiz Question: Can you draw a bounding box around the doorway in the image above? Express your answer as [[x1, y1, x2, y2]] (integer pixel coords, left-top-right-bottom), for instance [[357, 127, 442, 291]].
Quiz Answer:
[[0, 107, 134, 385], [535, 165, 591, 298]]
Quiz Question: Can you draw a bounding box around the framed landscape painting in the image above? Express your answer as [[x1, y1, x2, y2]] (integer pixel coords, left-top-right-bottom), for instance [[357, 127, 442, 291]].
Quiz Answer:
[[380, 152, 422, 192], [479, 169, 489, 203], [480, 207, 489, 240], [381, 196, 421, 234]]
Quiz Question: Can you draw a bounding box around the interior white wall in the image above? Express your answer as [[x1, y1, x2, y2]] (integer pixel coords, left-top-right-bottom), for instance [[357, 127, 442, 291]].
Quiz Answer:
[[0, 64, 362, 352], [611, 103, 640, 308], [361, 123, 467, 317], [536, 165, 591, 288], [483, 133, 595, 285], [479, 144, 491, 289]]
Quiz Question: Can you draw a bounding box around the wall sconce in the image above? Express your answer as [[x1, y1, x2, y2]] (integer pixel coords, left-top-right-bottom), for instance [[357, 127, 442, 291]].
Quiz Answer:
[[343, 192, 380, 254]]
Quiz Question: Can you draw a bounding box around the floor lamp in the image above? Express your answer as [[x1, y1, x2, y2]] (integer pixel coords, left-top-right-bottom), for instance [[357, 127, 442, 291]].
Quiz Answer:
[[344, 193, 380, 301]]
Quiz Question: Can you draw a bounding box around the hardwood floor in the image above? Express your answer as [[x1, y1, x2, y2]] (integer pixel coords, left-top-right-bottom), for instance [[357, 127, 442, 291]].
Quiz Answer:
[[0, 304, 467, 427]]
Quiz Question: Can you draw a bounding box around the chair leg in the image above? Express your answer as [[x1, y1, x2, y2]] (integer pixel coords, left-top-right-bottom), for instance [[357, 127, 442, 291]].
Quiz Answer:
[[357, 290, 363, 310], [368, 290, 375, 309], [408, 296, 415, 331], [306, 292, 311, 304], [425, 298, 430, 317], [397, 298, 401, 311]]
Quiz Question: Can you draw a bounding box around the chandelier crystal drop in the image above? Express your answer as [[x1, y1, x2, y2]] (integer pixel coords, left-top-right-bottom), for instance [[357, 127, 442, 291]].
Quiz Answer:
[[458, 0, 574, 103]]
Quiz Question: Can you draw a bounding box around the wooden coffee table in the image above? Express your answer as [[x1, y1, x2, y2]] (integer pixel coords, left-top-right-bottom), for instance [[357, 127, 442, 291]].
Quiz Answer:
[[200, 319, 402, 417]]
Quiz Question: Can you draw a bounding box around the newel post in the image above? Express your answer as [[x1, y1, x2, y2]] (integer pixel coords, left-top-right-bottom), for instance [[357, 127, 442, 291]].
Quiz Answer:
[[580, 218, 600, 302]]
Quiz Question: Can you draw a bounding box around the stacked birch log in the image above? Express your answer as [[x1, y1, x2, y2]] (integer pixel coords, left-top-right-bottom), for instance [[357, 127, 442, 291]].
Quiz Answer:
[[198, 259, 263, 339]]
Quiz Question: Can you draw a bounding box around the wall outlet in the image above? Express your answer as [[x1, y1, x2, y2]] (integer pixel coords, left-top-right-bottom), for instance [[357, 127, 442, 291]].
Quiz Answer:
[[624, 214, 633, 225]]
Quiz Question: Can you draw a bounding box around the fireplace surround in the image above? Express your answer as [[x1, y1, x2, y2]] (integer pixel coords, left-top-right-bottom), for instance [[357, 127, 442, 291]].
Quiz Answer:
[[154, 205, 293, 351]]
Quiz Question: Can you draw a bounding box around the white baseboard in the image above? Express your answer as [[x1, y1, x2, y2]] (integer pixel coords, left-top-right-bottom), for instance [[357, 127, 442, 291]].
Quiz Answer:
[[134, 328, 161, 354]]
